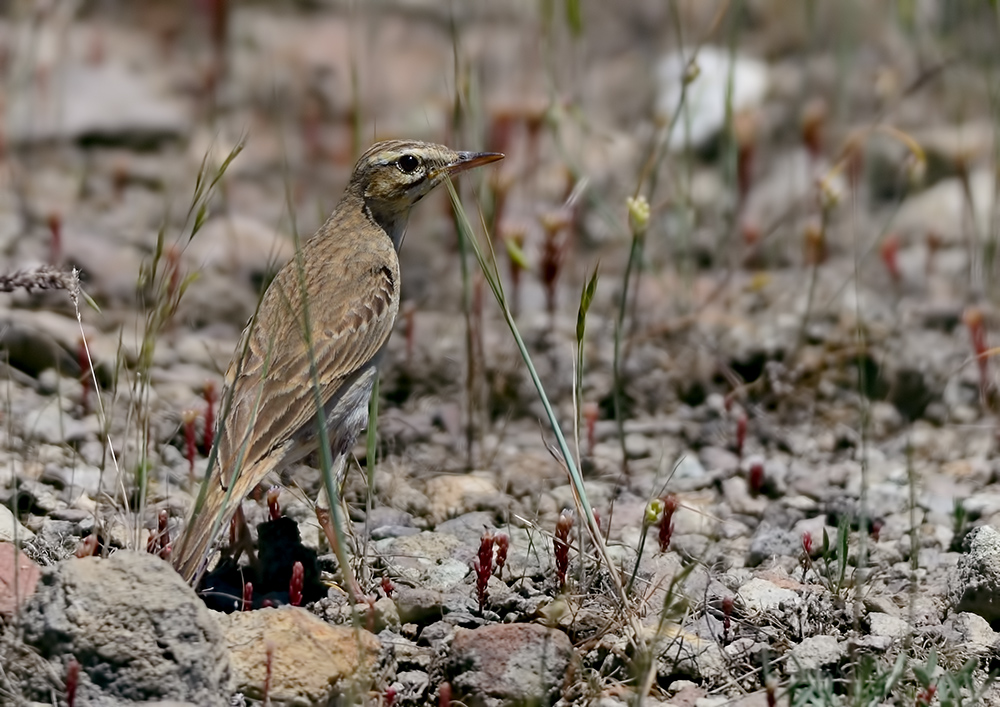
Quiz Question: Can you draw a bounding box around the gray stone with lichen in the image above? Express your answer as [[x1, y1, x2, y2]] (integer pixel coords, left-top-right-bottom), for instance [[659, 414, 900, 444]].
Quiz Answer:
[[15, 551, 230, 706]]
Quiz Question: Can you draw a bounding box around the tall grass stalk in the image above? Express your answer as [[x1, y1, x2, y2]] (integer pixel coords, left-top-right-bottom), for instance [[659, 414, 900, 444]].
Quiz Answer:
[[848, 158, 873, 650], [363, 375, 379, 580], [573, 268, 599, 465], [613, 221, 643, 477], [449, 18, 479, 470], [134, 141, 242, 549], [572, 267, 599, 586], [446, 180, 639, 631]]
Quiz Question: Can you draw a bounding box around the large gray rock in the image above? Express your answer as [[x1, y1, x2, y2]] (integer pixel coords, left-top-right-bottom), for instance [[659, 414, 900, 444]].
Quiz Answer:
[[951, 525, 1000, 622], [17, 551, 230, 706]]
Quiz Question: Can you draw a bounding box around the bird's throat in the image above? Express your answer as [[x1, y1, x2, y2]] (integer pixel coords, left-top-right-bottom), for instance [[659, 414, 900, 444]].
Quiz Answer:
[[364, 202, 409, 252]]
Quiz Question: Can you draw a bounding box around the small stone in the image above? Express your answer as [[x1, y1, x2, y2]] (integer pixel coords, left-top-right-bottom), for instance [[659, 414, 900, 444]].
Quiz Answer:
[[868, 612, 910, 639], [0, 504, 35, 543], [371, 596, 401, 632], [391, 670, 431, 703], [664, 631, 728, 684], [700, 446, 739, 473], [673, 453, 708, 481], [446, 623, 574, 707], [942, 612, 997, 651], [0, 543, 41, 616], [894, 169, 994, 246], [722, 476, 768, 516], [425, 474, 500, 524], [380, 532, 470, 591], [624, 432, 652, 459], [789, 635, 845, 671], [738, 578, 799, 615], [394, 587, 452, 625], [746, 523, 802, 566]]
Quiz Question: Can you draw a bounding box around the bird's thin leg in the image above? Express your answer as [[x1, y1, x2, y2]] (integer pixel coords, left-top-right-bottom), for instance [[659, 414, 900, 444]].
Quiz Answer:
[[315, 505, 364, 601], [226, 505, 259, 572]]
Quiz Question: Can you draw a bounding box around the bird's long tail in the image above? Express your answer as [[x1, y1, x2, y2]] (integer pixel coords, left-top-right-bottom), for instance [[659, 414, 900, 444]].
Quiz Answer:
[[172, 454, 279, 584]]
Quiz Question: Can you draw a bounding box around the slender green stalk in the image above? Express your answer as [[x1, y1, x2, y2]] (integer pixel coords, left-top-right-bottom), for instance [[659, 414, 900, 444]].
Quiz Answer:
[[905, 431, 917, 651], [446, 180, 635, 618], [449, 16, 477, 470], [364, 375, 379, 568], [573, 267, 599, 587], [613, 230, 642, 476]]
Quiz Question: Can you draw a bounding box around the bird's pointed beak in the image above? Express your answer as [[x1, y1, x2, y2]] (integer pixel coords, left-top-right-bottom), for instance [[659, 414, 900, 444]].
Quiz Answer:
[[439, 151, 505, 178]]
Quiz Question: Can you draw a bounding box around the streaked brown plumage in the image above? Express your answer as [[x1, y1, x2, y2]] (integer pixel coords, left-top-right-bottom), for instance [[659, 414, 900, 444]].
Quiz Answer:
[[173, 140, 503, 582]]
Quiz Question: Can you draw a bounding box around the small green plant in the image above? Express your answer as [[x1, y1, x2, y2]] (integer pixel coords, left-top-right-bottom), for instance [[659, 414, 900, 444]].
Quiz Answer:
[[790, 653, 905, 707], [914, 649, 996, 707], [800, 515, 852, 600]]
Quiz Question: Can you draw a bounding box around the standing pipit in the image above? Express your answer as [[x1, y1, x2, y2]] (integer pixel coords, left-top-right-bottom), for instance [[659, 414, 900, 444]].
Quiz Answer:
[[173, 140, 503, 582]]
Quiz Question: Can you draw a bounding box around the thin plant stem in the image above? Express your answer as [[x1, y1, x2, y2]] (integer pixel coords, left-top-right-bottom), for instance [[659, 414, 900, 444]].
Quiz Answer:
[[446, 179, 637, 627], [613, 231, 643, 477]]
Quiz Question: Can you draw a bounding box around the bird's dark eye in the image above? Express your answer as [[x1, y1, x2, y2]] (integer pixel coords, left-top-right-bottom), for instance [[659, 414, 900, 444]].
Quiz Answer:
[[397, 154, 420, 174]]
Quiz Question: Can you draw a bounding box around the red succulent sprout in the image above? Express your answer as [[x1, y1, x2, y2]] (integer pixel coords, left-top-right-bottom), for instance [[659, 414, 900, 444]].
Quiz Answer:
[[748, 459, 765, 497], [801, 99, 826, 162], [289, 561, 304, 607], [554, 511, 573, 589], [964, 307, 990, 404], [66, 658, 80, 707], [146, 509, 171, 560], [494, 533, 509, 579], [880, 232, 901, 286], [539, 209, 571, 318], [267, 486, 281, 521], [438, 681, 452, 706], [722, 595, 734, 645], [474, 531, 494, 610], [76, 534, 98, 558], [658, 494, 678, 553]]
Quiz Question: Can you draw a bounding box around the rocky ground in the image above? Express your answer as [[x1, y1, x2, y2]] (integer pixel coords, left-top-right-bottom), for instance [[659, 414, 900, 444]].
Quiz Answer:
[[3, 1, 1000, 705]]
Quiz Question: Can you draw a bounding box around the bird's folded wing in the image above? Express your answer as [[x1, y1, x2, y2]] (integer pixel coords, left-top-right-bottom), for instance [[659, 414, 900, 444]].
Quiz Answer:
[[217, 260, 398, 478]]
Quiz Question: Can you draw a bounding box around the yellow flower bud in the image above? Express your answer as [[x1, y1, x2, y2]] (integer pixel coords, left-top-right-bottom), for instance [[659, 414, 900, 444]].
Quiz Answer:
[[646, 497, 664, 524], [627, 195, 650, 234]]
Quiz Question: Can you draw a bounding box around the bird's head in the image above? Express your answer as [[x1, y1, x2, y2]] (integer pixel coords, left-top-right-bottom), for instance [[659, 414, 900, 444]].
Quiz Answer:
[[351, 139, 503, 215]]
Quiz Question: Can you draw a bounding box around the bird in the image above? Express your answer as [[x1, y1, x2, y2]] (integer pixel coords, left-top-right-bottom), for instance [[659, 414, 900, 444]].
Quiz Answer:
[[172, 140, 503, 582]]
